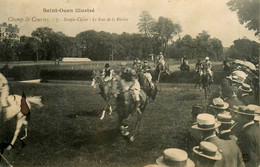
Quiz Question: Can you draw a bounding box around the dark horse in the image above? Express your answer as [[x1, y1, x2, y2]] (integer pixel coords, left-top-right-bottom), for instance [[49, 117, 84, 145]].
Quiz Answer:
[[91, 70, 117, 120], [201, 72, 212, 99], [154, 62, 170, 83], [138, 72, 157, 101], [113, 78, 148, 142]]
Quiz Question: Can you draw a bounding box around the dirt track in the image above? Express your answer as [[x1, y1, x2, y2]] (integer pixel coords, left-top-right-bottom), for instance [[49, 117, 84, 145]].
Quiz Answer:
[[1, 81, 217, 167]]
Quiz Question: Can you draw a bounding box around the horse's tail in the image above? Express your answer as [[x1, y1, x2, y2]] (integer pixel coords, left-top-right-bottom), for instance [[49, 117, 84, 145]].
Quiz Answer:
[[27, 96, 43, 108]]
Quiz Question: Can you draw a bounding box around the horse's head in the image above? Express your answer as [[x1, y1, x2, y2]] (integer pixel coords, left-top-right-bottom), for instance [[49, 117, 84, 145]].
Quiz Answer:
[[91, 70, 102, 88]]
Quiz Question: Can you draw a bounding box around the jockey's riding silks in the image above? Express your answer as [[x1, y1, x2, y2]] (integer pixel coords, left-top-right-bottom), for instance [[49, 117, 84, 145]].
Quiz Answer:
[[0, 73, 9, 107]]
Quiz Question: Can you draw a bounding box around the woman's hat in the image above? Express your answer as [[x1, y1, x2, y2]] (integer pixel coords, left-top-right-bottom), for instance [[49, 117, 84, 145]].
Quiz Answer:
[[232, 105, 257, 116], [210, 98, 229, 110], [156, 148, 195, 167], [239, 83, 252, 93], [192, 113, 221, 130], [193, 141, 222, 160], [217, 113, 235, 124]]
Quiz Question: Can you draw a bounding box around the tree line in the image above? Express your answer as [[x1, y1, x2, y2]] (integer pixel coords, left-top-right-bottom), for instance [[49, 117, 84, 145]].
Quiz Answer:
[[0, 1, 258, 62]]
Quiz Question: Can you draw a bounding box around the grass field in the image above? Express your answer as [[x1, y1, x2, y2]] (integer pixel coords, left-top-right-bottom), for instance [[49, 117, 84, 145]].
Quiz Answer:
[[0, 81, 218, 167]]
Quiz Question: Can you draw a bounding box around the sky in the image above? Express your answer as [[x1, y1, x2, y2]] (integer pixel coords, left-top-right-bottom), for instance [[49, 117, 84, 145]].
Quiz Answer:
[[0, 0, 258, 47]]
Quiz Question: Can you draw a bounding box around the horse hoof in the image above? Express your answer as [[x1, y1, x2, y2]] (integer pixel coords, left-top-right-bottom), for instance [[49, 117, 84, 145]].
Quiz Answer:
[[121, 131, 130, 136], [129, 136, 135, 142], [100, 117, 104, 120], [6, 146, 12, 151]]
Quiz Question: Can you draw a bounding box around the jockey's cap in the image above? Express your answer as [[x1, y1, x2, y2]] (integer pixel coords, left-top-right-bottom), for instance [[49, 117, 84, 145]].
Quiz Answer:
[[130, 69, 137, 76], [105, 63, 110, 68], [205, 57, 209, 60], [137, 60, 141, 64], [159, 52, 162, 55]]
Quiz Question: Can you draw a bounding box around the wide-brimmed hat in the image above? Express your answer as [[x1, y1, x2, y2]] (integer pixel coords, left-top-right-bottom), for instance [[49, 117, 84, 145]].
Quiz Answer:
[[232, 71, 247, 81], [253, 105, 260, 122], [192, 113, 221, 130], [191, 105, 204, 118], [232, 105, 257, 116], [239, 83, 252, 93], [193, 141, 222, 161], [156, 148, 195, 167], [209, 98, 229, 110], [217, 113, 235, 124]]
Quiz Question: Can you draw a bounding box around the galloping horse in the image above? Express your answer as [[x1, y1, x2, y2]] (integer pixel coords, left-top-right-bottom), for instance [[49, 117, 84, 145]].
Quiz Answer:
[[138, 72, 157, 101], [91, 71, 117, 120], [115, 81, 148, 142], [154, 62, 170, 83], [1, 94, 43, 150], [201, 72, 212, 99]]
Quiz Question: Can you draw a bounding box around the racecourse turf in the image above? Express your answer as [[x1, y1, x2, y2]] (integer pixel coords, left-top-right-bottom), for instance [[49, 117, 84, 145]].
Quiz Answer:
[[1, 81, 217, 167]]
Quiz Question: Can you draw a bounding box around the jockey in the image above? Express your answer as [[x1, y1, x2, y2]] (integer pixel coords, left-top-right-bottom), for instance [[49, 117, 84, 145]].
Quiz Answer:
[[195, 59, 203, 76], [142, 61, 154, 88], [158, 52, 165, 70], [130, 69, 141, 114], [203, 57, 213, 82], [102, 63, 114, 82], [0, 72, 9, 112], [120, 69, 141, 114]]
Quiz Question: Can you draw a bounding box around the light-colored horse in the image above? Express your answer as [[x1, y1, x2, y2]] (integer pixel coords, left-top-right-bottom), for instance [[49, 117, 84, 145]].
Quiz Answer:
[[91, 71, 117, 120], [1, 94, 43, 150]]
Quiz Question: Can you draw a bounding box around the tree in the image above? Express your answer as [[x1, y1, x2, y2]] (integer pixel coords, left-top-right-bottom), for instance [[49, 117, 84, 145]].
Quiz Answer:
[[152, 17, 181, 54], [227, 0, 259, 36], [137, 11, 155, 37], [227, 38, 259, 63]]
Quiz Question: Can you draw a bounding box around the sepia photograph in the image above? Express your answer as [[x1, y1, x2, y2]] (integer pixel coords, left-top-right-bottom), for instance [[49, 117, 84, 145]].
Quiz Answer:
[[0, 0, 259, 166]]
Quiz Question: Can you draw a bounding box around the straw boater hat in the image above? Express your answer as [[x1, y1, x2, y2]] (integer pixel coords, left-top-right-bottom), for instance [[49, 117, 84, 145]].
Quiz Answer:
[[217, 113, 235, 125], [239, 83, 252, 93], [193, 141, 222, 161], [232, 105, 257, 116], [254, 105, 260, 122], [209, 98, 229, 110], [192, 113, 221, 130], [156, 148, 195, 167]]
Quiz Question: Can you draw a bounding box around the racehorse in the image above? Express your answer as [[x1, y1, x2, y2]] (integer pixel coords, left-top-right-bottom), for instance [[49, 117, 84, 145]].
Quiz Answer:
[[201, 72, 212, 99], [138, 72, 157, 101], [115, 81, 148, 142], [180, 63, 190, 72], [154, 62, 170, 83], [91, 70, 117, 120], [194, 71, 202, 89], [1, 94, 43, 150]]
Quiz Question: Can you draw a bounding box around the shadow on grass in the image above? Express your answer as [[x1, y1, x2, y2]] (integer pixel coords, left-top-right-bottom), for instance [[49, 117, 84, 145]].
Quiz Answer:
[[65, 109, 101, 118], [177, 93, 199, 101], [71, 128, 119, 150]]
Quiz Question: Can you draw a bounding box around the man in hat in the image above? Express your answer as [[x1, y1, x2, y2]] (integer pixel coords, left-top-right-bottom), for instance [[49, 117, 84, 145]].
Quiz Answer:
[[0, 72, 9, 112], [155, 148, 195, 167], [192, 113, 245, 167], [192, 141, 222, 167], [102, 63, 114, 83], [237, 83, 256, 105], [208, 97, 229, 117], [217, 113, 237, 141], [220, 80, 243, 111], [231, 105, 260, 167]]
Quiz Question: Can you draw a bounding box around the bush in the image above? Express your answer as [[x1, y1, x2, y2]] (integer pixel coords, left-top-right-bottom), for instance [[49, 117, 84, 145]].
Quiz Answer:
[[11, 65, 53, 81], [40, 69, 93, 81], [157, 71, 226, 84]]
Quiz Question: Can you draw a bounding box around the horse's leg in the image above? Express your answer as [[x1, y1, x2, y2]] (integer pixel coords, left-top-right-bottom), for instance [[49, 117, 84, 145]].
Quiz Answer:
[[100, 107, 106, 120], [157, 71, 161, 83], [20, 122, 28, 140], [109, 105, 112, 115], [7, 120, 23, 150], [129, 113, 142, 142]]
